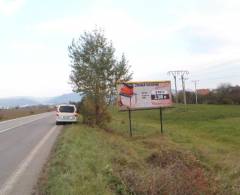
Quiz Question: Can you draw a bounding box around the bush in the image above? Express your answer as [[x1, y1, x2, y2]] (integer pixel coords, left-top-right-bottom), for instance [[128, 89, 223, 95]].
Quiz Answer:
[[221, 98, 233, 105], [29, 110, 35, 115], [79, 96, 111, 127]]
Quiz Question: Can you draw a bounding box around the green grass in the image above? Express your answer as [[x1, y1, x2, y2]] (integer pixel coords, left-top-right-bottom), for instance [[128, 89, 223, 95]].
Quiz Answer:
[[37, 104, 240, 194], [109, 104, 240, 193], [38, 125, 114, 195]]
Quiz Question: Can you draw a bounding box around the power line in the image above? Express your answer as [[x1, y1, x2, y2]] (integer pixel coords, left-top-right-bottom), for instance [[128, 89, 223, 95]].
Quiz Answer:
[[192, 65, 240, 78], [191, 58, 240, 73], [191, 73, 240, 81], [189, 59, 240, 77]]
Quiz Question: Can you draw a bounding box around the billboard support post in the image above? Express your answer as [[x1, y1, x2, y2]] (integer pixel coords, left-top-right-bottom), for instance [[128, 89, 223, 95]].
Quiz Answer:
[[160, 108, 163, 134], [128, 109, 132, 137]]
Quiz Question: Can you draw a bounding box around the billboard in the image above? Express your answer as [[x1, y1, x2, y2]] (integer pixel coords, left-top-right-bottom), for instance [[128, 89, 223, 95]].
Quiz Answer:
[[117, 81, 173, 110]]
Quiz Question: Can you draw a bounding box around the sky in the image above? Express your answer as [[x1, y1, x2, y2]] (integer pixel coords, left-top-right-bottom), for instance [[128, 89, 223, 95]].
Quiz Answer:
[[0, 0, 240, 98]]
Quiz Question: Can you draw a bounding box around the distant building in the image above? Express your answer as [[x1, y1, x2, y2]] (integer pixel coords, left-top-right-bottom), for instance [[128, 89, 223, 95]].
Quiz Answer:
[[197, 89, 210, 96]]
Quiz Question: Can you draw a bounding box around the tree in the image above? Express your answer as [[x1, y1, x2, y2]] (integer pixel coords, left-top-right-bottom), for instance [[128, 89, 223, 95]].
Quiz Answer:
[[69, 28, 132, 126], [215, 83, 233, 104]]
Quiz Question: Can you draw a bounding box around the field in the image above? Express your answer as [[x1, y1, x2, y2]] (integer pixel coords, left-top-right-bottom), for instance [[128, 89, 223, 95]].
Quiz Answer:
[[0, 107, 52, 122], [37, 104, 240, 194]]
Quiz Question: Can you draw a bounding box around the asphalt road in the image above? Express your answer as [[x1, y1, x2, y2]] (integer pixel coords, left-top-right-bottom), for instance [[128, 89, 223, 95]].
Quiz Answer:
[[0, 112, 61, 195]]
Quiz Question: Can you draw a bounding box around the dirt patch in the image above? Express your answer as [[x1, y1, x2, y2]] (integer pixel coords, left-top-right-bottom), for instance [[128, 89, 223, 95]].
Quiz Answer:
[[103, 127, 114, 133], [112, 150, 217, 195], [146, 150, 186, 168]]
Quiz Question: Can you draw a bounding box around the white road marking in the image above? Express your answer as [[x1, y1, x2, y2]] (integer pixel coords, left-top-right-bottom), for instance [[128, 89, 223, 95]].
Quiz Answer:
[[0, 125, 57, 195], [0, 114, 53, 134]]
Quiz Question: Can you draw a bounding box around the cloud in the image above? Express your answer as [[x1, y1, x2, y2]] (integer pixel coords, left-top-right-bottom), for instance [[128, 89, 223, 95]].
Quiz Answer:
[[33, 9, 186, 82], [10, 41, 46, 51], [179, 1, 240, 52], [157, 0, 240, 74], [32, 0, 240, 87], [177, 26, 224, 54], [34, 9, 148, 48], [0, 0, 26, 16]]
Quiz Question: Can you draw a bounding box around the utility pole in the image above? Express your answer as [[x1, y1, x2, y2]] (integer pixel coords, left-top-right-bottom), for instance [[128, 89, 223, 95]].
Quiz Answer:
[[167, 71, 179, 103], [192, 80, 199, 104], [180, 73, 188, 105], [168, 70, 189, 105]]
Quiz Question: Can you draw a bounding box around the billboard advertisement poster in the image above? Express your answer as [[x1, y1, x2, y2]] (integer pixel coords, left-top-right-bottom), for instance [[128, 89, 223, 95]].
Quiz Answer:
[[117, 81, 173, 110]]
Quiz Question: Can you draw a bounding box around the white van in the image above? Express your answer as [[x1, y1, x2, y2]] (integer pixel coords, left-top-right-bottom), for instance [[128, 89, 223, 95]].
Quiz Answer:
[[56, 104, 78, 125]]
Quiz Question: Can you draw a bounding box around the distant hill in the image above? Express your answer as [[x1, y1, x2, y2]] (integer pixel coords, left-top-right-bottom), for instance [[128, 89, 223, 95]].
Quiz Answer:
[[46, 93, 82, 105], [0, 93, 82, 108], [0, 97, 39, 108]]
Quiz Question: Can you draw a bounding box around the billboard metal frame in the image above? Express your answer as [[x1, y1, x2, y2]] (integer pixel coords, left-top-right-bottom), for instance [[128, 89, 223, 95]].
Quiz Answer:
[[117, 80, 173, 136]]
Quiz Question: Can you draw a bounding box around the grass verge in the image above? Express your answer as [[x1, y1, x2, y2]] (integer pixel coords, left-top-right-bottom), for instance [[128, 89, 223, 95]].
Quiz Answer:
[[37, 104, 240, 194]]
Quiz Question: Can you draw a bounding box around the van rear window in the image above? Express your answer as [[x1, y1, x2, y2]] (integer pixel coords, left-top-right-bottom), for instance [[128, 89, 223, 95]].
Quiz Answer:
[[59, 106, 75, 113]]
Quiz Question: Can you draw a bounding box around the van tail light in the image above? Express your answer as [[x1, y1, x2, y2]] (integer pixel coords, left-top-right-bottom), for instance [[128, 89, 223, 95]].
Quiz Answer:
[[56, 112, 59, 116]]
